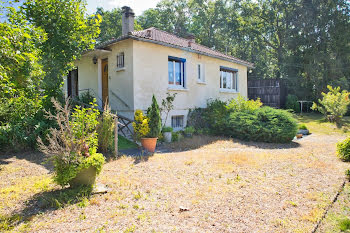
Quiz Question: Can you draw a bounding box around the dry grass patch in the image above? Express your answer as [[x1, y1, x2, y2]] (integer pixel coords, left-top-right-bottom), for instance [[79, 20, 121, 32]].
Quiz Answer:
[[0, 130, 349, 232]]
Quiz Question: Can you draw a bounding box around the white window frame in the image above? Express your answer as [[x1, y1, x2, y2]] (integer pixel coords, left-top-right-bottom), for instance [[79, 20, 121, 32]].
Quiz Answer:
[[197, 63, 205, 83], [168, 56, 186, 89], [171, 115, 184, 130], [220, 67, 238, 92]]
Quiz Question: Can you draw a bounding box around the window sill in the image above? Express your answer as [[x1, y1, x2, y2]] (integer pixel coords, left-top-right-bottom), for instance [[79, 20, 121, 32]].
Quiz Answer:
[[168, 87, 189, 91], [219, 89, 239, 93], [116, 67, 126, 72], [197, 81, 206, 85]]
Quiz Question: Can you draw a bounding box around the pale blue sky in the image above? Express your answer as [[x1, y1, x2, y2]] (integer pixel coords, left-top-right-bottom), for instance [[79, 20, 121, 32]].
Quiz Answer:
[[1, 0, 161, 17], [86, 0, 161, 15]]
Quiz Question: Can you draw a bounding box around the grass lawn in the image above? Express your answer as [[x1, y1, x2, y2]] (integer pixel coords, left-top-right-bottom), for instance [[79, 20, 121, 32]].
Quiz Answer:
[[118, 135, 138, 150], [295, 113, 350, 135], [0, 113, 349, 232], [317, 183, 350, 233]]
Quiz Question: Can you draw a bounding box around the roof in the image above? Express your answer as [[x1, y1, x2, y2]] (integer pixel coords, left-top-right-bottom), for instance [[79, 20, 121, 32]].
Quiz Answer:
[[96, 27, 254, 68]]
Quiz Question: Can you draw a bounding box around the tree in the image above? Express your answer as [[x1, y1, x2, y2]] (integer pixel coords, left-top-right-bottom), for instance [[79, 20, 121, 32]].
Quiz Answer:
[[138, 0, 191, 37], [160, 92, 177, 127], [312, 85, 350, 126], [0, 6, 46, 98], [95, 7, 142, 44], [147, 95, 162, 138], [23, 0, 101, 98]]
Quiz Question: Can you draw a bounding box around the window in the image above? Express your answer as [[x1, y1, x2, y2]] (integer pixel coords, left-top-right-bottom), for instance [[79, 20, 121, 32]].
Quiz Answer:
[[171, 115, 184, 129], [197, 64, 205, 82], [168, 56, 186, 88], [220, 66, 238, 91], [117, 52, 125, 68]]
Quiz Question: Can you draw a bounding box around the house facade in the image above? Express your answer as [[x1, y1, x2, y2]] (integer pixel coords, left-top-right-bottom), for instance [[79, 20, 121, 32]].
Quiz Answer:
[[65, 6, 254, 130]]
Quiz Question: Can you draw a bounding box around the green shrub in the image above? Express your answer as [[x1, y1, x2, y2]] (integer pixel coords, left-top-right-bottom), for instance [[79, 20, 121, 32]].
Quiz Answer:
[[204, 99, 228, 134], [77, 90, 95, 105], [132, 110, 150, 141], [0, 95, 52, 150], [337, 137, 350, 162], [339, 218, 350, 231], [188, 96, 297, 143], [346, 169, 350, 180], [298, 124, 308, 130], [184, 126, 195, 134], [187, 107, 208, 130], [147, 95, 162, 138], [172, 132, 179, 142], [226, 95, 262, 113], [312, 85, 350, 126], [37, 99, 105, 186], [171, 131, 183, 142], [162, 126, 173, 132], [226, 107, 298, 143], [97, 105, 115, 153], [285, 94, 300, 112]]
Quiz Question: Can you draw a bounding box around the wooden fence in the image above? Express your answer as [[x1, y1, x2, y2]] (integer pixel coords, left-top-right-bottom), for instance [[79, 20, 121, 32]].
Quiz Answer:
[[247, 79, 286, 108]]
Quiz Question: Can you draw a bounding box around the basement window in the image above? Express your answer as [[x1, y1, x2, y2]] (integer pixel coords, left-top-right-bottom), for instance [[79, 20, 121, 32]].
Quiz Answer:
[[171, 115, 184, 129]]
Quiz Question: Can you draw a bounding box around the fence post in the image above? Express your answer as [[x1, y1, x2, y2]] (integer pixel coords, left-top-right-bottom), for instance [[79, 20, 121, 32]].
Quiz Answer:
[[114, 116, 118, 158]]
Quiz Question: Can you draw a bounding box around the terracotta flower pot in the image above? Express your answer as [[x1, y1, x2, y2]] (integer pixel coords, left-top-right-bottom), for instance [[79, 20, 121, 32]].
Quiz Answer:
[[141, 137, 158, 153], [296, 134, 303, 139], [69, 166, 97, 187]]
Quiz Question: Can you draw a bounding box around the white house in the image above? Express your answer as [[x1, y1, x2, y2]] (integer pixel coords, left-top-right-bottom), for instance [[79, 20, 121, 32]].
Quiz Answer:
[[65, 6, 254, 130]]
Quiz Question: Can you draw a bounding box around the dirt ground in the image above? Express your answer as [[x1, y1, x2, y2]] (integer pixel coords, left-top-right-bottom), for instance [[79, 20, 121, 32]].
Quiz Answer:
[[0, 131, 349, 232]]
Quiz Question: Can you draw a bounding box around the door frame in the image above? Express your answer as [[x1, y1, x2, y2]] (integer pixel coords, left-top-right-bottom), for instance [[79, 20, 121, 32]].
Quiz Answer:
[[101, 58, 109, 107]]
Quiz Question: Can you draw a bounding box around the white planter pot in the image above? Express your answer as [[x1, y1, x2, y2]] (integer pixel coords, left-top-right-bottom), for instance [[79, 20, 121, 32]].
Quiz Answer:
[[164, 132, 172, 143]]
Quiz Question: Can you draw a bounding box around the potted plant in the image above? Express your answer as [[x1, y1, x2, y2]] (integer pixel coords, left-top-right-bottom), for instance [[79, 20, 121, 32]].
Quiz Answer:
[[133, 109, 151, 147], [162, 126, 173, 142], [184, 126, 195, 138], [297, 124, 309, 135], [133, 95, 162, 153], [37, 98, 105, 188]]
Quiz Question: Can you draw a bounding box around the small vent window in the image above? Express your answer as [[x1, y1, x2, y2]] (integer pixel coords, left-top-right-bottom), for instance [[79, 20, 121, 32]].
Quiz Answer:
[[117, 52, 125, 68], [171, 115, 184, 129]]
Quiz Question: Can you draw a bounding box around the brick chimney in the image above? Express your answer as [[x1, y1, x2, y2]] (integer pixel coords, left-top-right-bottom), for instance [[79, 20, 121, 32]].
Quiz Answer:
[[186, 34, 195, 43], [122, 6, 135, 35]]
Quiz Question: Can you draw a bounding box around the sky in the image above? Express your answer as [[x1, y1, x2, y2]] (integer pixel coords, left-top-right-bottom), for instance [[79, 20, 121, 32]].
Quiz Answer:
[[1, 0, 161, 18], [86, 0, 161, 15]]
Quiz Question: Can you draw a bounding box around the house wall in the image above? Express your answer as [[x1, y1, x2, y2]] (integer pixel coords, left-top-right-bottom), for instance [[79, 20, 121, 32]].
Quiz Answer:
[[75, 56, 98, 98], [108, 39, 134, 119], [132, 40, 248, 127], [66, 38, 249, 128], [65, 39, 135, 119]]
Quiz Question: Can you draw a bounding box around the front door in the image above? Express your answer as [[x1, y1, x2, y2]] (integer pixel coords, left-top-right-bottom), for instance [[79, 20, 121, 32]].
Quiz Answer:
[[102, 59, 109, 107]]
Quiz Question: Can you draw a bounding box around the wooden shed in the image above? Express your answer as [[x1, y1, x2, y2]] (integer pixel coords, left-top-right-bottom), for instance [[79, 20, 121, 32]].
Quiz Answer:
[[247, 79, 286, 108]]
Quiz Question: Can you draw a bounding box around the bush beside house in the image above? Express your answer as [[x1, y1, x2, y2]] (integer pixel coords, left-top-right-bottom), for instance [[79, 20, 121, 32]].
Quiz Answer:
[[188, 95, 298, 143], [227, 107, 297, 143]]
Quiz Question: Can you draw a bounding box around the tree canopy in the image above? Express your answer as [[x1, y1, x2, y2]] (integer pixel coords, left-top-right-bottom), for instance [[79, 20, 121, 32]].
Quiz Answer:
[[23, 0, 101, 97], [128, 0, 350, 99]]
